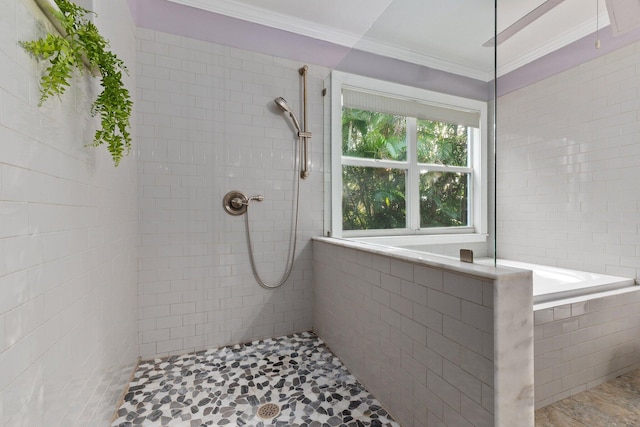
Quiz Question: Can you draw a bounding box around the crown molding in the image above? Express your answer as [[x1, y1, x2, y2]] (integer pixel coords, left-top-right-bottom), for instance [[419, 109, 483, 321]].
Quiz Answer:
[[167, 0, 608, 83], [497, 12, 609, 76], [166, 0, 363, 47], [355, 37, 493, 81], [168, 0, 492, 81]]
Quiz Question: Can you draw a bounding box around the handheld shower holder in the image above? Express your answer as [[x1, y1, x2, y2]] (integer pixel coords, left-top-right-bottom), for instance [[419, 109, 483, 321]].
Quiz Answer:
[[274, 65, 311, 180]]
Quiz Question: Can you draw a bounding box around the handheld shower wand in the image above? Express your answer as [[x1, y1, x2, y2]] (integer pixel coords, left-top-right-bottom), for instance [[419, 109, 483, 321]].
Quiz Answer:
[[274, 97, 302, 133]]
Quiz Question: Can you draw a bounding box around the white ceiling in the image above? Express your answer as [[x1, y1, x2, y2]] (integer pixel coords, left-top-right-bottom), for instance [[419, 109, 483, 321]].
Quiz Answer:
[[168, 0, 611, 80]]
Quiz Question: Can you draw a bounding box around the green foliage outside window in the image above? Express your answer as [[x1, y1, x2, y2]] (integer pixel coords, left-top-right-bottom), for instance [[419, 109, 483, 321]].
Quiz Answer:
[[343, 166, 406, 230], [342, 107, 470, 231], [419, 171, 468, 228], [417, 119, 468, 166], [417, 120, 469, 227], [342, 109, 407, 230], [342, 109, 406, 160]]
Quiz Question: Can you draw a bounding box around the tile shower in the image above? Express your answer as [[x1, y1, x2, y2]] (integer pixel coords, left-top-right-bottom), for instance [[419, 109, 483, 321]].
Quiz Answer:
[[135, 27, 325, 360]]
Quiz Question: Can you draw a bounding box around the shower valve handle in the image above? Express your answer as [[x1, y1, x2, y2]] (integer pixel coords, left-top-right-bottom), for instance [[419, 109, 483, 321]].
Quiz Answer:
[[231, 195, 264, 208], [223, 191, 264, 216], [230, 197, 245, 209]]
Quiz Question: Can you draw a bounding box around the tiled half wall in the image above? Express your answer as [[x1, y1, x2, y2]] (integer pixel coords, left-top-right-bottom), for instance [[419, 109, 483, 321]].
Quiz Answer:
[[312, 238, 535, 427]]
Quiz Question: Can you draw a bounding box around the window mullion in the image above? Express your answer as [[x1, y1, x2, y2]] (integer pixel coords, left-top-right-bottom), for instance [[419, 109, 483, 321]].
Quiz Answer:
[[417, 164, 473, 174], [406, 117, 419, 231], [342, 157, 408, 169]]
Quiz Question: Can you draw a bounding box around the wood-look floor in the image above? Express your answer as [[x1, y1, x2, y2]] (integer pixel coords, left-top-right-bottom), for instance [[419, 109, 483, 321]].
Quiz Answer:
[[535, 369, 640, 426]]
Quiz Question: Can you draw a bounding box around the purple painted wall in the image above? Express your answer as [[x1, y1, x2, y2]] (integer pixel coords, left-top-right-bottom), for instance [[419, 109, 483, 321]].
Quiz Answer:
[[336, 49, 490, 101], [497, 25, 640, 96], [129, 1, 640, 100], [130, 0, 491, 100], [131, 0, 351, 69]]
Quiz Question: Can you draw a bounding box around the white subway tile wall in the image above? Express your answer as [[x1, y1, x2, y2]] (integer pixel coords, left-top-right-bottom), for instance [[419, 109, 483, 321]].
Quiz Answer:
[[497, 41, 640, 279], [534, 290, 640, 408], [136, 29, 327, 359], [0, 1, 138, 426], [313, 240, 535, 427]]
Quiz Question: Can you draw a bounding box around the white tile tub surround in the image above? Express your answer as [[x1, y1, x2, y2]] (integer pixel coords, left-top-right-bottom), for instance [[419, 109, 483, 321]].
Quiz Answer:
[[136, 29, 327, 359], [0, 1, 138, 426], [313, 238, 535, 427], [534, 288, 640, 408], [497, 40, 640, 280], [498, 41, 640, 409]]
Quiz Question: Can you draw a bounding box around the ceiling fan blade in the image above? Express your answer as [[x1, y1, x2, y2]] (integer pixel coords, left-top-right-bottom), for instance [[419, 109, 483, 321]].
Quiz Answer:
[[484, 0, 566, 47], [606, 0, 640, 35]]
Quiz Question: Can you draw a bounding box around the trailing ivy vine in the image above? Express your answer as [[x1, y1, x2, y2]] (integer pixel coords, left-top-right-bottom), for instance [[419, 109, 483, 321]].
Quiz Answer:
[[20, 0, 132, 166]]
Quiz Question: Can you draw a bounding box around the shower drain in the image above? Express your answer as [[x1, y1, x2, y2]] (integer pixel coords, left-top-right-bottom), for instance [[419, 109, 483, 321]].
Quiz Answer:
[[257, 403, 280, 419]]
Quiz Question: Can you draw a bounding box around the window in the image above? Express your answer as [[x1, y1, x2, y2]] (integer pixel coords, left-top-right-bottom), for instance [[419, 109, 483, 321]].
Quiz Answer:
[[328, 72, 488, 241]]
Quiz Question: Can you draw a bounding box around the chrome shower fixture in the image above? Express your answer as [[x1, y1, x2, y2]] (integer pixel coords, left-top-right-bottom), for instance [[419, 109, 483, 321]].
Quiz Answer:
[[274, 95, 311, 179], [273, 64, 311, 180], [224, 65, 311, 291], [274, 97, 302, 133], [223, 190, 264, 216]]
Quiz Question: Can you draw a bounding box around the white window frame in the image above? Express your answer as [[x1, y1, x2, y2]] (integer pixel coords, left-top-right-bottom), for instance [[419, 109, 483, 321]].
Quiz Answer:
[[328, 71, 488, 243]]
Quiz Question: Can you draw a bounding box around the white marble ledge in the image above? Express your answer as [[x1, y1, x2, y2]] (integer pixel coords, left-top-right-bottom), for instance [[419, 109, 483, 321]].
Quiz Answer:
[[533, 284, 640, 311], [313, 236, 532, 282]]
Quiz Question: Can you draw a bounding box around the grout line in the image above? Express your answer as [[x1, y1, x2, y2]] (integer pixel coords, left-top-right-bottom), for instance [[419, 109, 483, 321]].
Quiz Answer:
[[110, 357, 142, 424]]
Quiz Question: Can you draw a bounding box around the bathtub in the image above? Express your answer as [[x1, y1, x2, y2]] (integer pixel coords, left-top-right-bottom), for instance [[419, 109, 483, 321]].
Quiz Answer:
[[474, 258, 636, 306], [351, 237, 636, 307]]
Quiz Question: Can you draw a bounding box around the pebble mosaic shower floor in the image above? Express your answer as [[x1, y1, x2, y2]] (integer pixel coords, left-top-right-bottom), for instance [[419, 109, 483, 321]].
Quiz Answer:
[[112, 332, 400, 427]]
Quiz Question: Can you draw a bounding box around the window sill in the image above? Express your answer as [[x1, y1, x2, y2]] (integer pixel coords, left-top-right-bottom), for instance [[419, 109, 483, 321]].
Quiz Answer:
[[350, 233, 488, 247]]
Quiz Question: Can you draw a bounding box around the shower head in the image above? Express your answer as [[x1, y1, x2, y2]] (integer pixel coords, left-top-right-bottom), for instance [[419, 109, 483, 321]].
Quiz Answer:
[[274, 97, 291, 113], [274, 97, 302, 133]]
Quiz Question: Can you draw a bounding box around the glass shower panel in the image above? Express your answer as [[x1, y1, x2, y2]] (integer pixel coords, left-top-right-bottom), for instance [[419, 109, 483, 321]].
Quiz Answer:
[[493, 0, 636, 274]]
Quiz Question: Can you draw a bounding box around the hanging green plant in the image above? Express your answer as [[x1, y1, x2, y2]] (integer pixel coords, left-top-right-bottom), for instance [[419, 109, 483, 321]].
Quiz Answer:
[[20, 0, 132, 166]]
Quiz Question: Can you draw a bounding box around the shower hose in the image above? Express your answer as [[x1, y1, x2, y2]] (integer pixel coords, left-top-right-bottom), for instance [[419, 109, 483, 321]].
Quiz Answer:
[[243, 146, 301, 289]]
